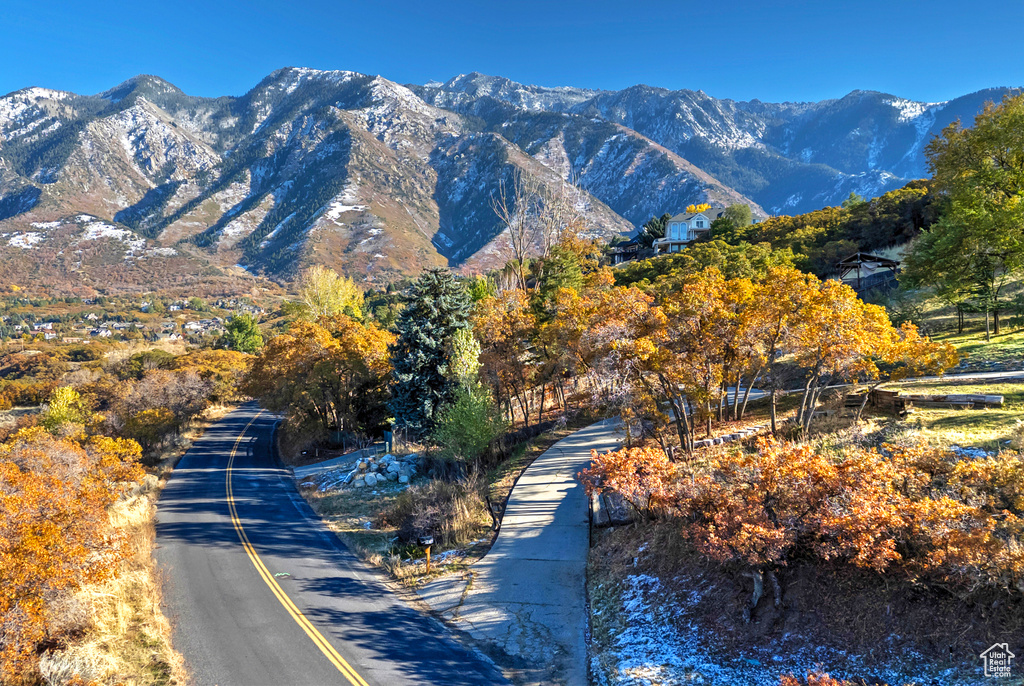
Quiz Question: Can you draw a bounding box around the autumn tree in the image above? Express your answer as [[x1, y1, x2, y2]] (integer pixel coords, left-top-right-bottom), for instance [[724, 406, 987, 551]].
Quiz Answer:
[[297, 265, 365, 320], [790, 279, 891, 433], [245, 316, 393, 438], [749, 267, 818, 433], [41, 385, 89, 433], [172, 349, 252, 403], [0, 428, 143, 681], [474, 288, 539, 427]]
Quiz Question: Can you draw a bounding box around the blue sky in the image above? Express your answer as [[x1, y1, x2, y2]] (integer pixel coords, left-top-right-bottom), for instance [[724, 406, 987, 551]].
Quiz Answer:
[[1, 0, 1022, 103]]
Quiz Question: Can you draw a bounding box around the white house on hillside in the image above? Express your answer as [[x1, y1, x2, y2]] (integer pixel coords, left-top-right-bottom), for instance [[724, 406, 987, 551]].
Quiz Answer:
[[654, 208, 727, 254]]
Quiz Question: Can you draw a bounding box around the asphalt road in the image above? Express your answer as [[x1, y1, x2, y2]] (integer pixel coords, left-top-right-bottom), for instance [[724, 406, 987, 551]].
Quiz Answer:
[[155, 404, 508, 686]]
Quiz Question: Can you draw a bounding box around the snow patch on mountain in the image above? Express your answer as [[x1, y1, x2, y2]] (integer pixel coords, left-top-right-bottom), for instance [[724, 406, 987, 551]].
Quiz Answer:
[[885, 97, 945, 123], [80, 220, 145, 249], [6, 232, 45, 249], [0, 88, 71, 134], [533, 133, 573, 180], [103, 101, 219, 182], [440, 73, 600, 112], [325, 200, 368, 221]]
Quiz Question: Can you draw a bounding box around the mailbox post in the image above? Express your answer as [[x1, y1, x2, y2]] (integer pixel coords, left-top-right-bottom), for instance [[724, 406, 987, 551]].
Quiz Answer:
[[418, 535, 434, 574]]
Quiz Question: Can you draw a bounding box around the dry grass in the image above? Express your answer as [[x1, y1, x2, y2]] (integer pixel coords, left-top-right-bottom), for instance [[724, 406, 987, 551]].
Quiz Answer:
[[379, 478, 491, 549], [41, 492, 185, 686]]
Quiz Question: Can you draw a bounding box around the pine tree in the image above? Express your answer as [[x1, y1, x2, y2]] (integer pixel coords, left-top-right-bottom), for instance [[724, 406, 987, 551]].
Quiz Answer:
[[389, 269, 473, 436]]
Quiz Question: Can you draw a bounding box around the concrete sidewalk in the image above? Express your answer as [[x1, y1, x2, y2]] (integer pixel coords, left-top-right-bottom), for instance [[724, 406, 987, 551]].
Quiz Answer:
[[417, 417, 622, 685]]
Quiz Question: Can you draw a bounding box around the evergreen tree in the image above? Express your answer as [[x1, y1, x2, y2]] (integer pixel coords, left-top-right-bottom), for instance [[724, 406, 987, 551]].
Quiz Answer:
[[537, 243, 584, 307], [637, 213, 671, 248], [389, 269, 473, 437]]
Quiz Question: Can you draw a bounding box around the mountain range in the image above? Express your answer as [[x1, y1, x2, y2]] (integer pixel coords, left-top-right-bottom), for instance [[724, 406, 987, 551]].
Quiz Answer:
[[0, 67, 1013, 289]]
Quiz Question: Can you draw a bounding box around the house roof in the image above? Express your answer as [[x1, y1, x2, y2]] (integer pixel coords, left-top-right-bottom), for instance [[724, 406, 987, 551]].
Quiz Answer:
[[835, 252, 900, 269], [668, 208, 728, 223]]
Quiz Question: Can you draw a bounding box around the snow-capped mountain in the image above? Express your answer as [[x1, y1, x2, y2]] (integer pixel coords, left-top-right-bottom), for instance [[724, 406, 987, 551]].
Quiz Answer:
[[0, 67, 1012, 286], [421, 74, 1014, 215]]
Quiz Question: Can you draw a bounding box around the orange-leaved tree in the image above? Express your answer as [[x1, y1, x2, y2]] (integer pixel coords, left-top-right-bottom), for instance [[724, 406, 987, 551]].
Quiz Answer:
[[0, 428, 143, 681], [579, 446, 677, 519], [474, 289, 538, 427]]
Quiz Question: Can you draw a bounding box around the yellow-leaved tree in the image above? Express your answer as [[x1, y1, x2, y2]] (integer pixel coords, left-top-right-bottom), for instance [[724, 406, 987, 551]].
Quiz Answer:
[[297, 265, 365, 321], [244, 315, 393, 438]]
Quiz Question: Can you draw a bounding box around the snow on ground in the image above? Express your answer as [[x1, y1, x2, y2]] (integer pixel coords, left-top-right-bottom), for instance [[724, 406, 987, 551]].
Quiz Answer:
[[30, 221, 62, 229], [884, 97, 946, 123], [6, 232, 45, 249], [326, 201, 368, 221], [595, 573, 970, 686], [80, 221, 142, 245], [0, 88, 70, 133]]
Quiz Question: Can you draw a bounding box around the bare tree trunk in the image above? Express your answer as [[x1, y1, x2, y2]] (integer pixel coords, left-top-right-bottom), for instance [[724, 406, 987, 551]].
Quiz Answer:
[[739, 366, 762, 420], [656, 374, 692, 453], [537, 383, 546, 425], [732, 375, 743, 420], [796, 372, 817, 427]]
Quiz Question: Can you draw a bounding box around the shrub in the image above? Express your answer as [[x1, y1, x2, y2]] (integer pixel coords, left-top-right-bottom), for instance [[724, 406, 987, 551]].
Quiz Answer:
[[579, 446, 677, 519], [430, 383, 507, 476], [589, 439, 1024, 595], [0, 428, 143, 681], [378, 479, 488, 548]]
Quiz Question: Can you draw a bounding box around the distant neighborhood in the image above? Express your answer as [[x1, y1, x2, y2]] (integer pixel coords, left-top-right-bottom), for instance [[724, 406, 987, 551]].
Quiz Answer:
[[0, 297, 264, 344]]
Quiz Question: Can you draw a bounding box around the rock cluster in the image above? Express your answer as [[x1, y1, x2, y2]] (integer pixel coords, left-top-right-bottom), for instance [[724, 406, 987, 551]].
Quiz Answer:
[[691, 424, 771, 449], [345, 453, 419, 489]]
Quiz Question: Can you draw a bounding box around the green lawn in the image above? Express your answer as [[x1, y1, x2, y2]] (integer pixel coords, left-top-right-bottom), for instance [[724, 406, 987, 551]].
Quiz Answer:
[[933, 328, 1024, 370], [889, 379, 1024, 450]]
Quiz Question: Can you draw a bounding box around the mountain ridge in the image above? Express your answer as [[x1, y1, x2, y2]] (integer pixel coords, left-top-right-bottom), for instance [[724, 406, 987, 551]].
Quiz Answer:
[[0, 67, 1014, 289]]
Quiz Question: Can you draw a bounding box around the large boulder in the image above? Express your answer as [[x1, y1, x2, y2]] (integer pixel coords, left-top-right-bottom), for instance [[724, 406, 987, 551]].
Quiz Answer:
[[364, 472, 378, 487]]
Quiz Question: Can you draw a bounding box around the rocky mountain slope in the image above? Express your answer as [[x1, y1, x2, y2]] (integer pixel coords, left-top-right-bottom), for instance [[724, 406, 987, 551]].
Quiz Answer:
[[419, 74, 1013, 214], [0, 68, 1012, 287]]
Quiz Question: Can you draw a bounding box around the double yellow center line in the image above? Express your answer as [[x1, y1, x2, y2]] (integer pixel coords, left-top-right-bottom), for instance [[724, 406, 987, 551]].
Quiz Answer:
[[226, 411, 370, 686]]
